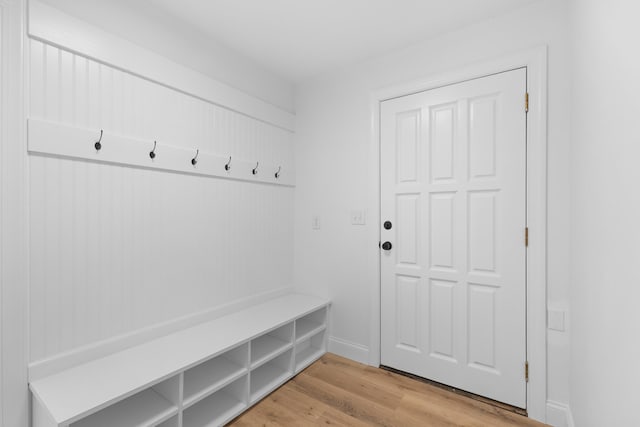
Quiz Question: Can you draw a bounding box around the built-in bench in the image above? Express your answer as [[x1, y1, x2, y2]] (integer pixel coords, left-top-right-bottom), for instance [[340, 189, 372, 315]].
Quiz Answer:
[[30, 293, 330, 427]]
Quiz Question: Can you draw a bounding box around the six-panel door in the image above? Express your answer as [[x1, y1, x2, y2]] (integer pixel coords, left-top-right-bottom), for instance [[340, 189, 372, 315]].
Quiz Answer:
[[380, 68, 527, 408]]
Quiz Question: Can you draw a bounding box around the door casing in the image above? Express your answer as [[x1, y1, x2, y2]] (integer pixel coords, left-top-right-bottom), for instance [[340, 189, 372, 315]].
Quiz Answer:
[[367, 46, 548, 422]]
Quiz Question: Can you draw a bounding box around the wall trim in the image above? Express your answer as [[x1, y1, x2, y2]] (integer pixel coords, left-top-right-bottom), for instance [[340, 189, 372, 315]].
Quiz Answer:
[[328, 336, 370, 365], [368, 46, 548, 422], [28, 286, 294, 382], [546, 400, 575, 427], [28, 0, 295, 132], [0, 0, 29, 426]]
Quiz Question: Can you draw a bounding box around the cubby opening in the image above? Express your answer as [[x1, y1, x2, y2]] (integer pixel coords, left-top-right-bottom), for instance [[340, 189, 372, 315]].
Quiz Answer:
[[182, 375, 248, 427], [295, 307, 327, 342], [250, 348, 293, 403], [183, 343, 249, 409], [295, 329, 326, 373], [69, 375, 180, 427], [156, 415, 179, 427], [250, 322, 293, 368]]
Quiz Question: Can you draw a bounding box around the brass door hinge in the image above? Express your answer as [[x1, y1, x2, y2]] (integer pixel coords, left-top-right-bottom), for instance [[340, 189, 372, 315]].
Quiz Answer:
[[525, 227, 529, 247], [525, 93, 529, 113], [525, 361, 529, 382]]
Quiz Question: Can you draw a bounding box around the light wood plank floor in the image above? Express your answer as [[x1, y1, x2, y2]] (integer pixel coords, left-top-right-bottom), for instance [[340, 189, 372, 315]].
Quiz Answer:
[[230, 353, 548, 427]]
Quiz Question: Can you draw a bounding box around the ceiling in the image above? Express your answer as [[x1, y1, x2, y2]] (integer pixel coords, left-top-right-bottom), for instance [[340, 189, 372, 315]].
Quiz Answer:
[[141, 0, 538, 82]]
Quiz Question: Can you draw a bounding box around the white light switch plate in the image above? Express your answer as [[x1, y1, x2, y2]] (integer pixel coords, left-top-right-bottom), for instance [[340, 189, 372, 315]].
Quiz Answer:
[[350, 210, 365, 225], [312, 216, 321, 230]]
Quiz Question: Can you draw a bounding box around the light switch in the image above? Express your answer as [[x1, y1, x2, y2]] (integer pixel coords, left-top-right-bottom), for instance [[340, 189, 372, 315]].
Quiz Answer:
[[547, 309, 565, 331], [312, 216, 321, 230], [350, 210, 365, 225]]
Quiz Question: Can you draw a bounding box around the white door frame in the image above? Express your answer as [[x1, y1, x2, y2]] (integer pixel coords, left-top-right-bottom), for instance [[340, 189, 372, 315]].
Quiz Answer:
[[367, 46, 547, 422], [0, 0, 29, 426]]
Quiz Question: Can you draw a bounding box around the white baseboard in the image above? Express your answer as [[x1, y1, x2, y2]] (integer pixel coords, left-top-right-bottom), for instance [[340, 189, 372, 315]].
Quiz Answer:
[[328, 336, 370, 365], [28, 287, 293, 381], [546, 400, 575, 427]]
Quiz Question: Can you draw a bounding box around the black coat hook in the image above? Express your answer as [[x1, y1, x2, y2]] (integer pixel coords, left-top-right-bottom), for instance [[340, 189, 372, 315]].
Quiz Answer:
[[149, 141, 157, 159], [191, 149, 199, 166], [225, 156, 232, 171], [275, 166, 281, 179], [94, 130, 103, 151], [252, 162, 259, 175]]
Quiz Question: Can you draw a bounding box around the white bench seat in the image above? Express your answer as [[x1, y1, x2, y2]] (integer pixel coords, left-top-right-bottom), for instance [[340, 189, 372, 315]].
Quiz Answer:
[[31, 293, 330, 427]]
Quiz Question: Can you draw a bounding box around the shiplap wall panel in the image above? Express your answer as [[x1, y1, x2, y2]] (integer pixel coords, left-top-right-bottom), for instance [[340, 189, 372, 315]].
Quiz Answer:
[[29, 39, 294, 362]]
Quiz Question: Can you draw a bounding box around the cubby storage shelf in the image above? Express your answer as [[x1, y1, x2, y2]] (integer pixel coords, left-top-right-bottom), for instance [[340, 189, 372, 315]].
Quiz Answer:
[[250, 365, 290, 403], [295, 307, 327, 343], [250, 335, 291, 368], [183, 393, 245, 427], [69, 388, 177, 427], [250, 350, 293, 403], [295, 319, 326, 343], [183, 357, 247, 409], [183, 377, 248, 427], [295, 346, 324, 374], [30, 293, 330, 427], [295, 329, 327, 374], [156, 416, 179, 427]]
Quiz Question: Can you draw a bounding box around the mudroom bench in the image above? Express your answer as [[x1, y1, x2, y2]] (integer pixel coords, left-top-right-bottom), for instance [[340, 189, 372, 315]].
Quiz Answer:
[[30, 293, 330, 427]]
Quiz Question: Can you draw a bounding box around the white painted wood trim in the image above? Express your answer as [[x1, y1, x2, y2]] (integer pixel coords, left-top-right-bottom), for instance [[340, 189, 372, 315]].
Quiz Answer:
[[546, 400, 575, 427], [28, 286, 294, 381], [368, 46, 548, 422], [328, 337, 370, 365], [28, 119, 296, 187], [28, 0, 295, 132], [0, 1, 29, 426]]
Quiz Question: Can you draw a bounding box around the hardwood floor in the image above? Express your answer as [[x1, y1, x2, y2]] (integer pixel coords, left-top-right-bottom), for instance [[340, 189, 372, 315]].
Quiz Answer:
[[230, 353, 548, 427]]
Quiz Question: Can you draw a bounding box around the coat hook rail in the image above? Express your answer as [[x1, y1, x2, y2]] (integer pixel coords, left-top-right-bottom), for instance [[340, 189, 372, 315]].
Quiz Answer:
[[28, 119, 295, 187]]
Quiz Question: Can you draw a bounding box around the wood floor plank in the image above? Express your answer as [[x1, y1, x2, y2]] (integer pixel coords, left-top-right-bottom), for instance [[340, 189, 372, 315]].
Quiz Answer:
[[229, 353, 549, 426], [302, 359, 404, 410]]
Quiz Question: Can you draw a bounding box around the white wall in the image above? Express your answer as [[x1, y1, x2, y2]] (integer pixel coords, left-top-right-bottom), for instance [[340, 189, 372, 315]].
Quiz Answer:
[[37, 0, 295, 112], [293, 0, 571, 416], [25, 6, 294, 392], [569, 0, 640, 425], [27, 28, 295, 368]]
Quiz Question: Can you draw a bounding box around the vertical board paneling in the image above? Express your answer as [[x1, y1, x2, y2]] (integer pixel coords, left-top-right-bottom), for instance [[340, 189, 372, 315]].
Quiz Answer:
[[28, 41, 295, 362]]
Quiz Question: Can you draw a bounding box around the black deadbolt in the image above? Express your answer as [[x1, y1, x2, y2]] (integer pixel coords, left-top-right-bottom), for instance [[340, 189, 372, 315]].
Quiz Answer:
[[381, 241, 392, 251], [384, 221, 392, 230]]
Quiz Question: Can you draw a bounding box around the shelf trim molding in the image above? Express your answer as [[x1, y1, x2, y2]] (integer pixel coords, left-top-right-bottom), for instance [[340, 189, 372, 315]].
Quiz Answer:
[[28, 0, 295, 132]]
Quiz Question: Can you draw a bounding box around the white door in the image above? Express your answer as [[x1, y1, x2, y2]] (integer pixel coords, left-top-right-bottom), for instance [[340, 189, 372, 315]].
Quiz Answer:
[[380, 69, 527, 408]]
